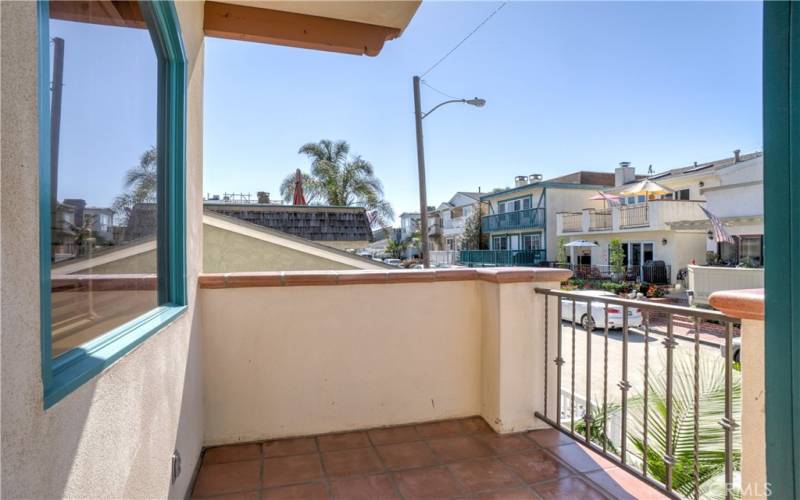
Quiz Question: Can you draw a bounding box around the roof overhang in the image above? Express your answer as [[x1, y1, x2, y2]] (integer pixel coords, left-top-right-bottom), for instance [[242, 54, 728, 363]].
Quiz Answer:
[[204, 1, 421, 56], [667, 215, 764, 232], [48, 1, 421, 57]]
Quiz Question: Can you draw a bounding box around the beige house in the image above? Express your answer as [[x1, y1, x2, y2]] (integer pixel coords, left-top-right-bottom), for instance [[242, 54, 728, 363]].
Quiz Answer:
[[556, 152, 763, 284]]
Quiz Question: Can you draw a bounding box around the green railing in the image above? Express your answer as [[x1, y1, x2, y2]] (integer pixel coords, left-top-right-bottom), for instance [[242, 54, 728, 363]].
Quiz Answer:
[[459, 249, 546, 267], [482, 208, 545, 233]]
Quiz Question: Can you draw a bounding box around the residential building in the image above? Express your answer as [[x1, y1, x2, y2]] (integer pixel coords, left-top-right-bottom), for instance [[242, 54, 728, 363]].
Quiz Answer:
[[205, 201, 373, 251], [556, 152, 762, 285], [62, 199, 115, 242], [466, 172, 615, 266], [429, 191, 482, 251], [399, 211, 420, 240]]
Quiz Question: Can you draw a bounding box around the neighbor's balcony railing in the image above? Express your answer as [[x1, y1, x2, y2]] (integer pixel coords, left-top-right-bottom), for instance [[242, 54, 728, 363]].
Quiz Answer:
[[460, 249, 545, 267], [535, 288, 741, 499], [688, 265, 764, 305], [561, 213, 583, 233], [589, 210, 612, 231], [556, 201, 707, 235], [619, 204, 649, 228], [482, 208, 544, 233]]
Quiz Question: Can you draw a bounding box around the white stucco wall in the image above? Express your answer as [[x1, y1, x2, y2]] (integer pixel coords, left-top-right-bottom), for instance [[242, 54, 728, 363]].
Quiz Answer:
[[0, 2, 205, 498], [200, 281, 484, 444]]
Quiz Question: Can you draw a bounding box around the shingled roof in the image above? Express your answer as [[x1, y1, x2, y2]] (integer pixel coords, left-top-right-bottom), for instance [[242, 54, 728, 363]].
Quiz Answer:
[[205, 202, 373, 243]]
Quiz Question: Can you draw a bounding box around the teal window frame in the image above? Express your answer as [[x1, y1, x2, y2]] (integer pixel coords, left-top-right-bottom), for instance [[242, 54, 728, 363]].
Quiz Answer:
[[764, 2, 800, 496], [37, 0, 187, 409]]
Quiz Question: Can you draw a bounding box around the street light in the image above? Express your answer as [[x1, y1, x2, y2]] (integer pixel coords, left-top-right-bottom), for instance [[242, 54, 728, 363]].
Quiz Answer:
[[413, 75, 486, 268]]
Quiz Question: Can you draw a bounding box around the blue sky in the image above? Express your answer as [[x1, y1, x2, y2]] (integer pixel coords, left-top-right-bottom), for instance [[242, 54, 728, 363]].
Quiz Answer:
[[54, 2, 763, 221]]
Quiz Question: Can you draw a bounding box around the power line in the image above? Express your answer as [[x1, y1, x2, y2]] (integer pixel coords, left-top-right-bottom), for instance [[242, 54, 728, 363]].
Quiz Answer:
[[419, 2, 507, 78], [421, 80, 461, 100]]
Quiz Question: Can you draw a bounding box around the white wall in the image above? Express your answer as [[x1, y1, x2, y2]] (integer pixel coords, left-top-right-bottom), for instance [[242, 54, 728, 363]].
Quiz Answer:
[[0, 3, 205, 498]]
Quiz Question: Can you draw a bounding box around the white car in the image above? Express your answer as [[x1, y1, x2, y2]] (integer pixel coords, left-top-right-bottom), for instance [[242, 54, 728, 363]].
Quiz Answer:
[[383, 258, 402, 267], [560, 290, 643, 331]]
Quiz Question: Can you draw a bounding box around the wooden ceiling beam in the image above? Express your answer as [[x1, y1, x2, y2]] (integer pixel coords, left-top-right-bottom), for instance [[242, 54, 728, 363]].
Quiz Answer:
[[49, 1, 146, 29], [204, 1, 401, 57]]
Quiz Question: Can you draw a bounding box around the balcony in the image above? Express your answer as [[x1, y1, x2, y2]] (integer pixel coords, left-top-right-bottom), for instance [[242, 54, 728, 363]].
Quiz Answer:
[[561, 213, 583, 233], [188, 269, 763, 499], [556, 200, 706, 235], [459, 249, 546, 267], [482, 208, 544, 233]]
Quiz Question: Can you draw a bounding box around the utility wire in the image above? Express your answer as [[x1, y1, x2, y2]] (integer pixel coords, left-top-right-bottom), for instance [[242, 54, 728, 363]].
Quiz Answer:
[[419, 2, 507, 78], [421, 80, 461, 100]]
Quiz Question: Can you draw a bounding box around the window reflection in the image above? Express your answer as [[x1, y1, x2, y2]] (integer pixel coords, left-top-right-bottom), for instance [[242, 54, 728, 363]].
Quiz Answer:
[[48, 2, 159, 357]]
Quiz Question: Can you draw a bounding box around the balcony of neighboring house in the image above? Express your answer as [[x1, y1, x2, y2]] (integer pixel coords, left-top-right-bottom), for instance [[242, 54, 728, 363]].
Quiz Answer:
[[482, 207, 545, 233], [556, 200, 707, 236]]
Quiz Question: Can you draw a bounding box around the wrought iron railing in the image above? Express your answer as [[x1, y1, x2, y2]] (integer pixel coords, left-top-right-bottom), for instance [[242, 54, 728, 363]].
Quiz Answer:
[[589, 210, 612, 231], [534, 288, 739, 499], [459, 249, 546, 267], [482, 208, 544, 233], [563, 263, 671, 284], [561, 213, 583, 233], [620, 204, 649, 228]]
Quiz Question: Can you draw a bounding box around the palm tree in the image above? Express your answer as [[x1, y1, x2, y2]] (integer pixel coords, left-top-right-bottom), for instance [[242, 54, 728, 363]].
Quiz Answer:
[[280, 140, 394, 228], [576, 352, 741, 499], [385, 239, 409, 259], [113, 146, 157, 224]]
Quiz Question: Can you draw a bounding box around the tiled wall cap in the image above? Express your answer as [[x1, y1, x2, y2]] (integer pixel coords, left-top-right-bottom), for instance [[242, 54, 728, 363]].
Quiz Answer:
[[198, 267, 573, 288], [51, 274, 157, 292], [708, 288, 764, 321]]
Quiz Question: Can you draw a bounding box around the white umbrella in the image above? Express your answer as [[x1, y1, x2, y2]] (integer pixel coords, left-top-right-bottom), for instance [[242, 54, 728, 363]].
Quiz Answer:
[[564, 240, 598, 247]]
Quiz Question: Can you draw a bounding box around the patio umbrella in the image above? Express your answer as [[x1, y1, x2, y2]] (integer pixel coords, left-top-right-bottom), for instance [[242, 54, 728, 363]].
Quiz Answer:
[[619, 179, 672, 199], [589, 191, 620, 209], [563, 240, 598, 247], [292, 168, 306, 206]]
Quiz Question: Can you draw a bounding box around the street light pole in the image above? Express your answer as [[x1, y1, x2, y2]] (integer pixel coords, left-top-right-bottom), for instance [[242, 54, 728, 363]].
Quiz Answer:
[[412, 76, 486, 268], [412, 76, 431, 268]]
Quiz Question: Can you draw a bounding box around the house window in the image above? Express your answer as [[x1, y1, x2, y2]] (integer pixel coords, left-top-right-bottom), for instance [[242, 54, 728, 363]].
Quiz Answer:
[[718, 235, 763, 267], [492, 236, 508, 250], [676, 188, 690, 200], [521, 233, 541, 250], [40, 1, 186, 407]]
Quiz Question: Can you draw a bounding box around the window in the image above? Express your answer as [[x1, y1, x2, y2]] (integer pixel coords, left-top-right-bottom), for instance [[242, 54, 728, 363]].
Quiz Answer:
[[39, 1, 186, 408], [676, 188, 690, 200], [492, 236, 508, 250], [521, 233, 541, 250], [740, 235, 763, 266]]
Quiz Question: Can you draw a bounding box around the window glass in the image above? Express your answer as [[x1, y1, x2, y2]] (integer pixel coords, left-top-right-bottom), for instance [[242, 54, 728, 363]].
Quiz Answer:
[[740, 235, 763, 266], [523, 198, 532, 210], [48, 4, 159, 358], [676, 188, 690, 200], [719, 240, 738, 264]]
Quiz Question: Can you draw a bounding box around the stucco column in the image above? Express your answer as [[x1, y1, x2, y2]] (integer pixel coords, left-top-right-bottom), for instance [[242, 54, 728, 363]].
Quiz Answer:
[[480, 278, 564, 434], [709, 289, 766, 499]]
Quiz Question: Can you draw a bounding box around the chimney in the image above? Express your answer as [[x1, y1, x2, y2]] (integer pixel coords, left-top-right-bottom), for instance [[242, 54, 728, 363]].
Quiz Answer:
[[528, 174, 543, 184], [614, 162, 635, 187], [514, 175, 527, 187], [734, 149, 741, 163]]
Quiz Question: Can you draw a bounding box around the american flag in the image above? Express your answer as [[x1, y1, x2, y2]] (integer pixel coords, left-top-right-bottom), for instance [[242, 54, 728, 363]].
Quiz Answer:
[[700, 205, 735, 244]]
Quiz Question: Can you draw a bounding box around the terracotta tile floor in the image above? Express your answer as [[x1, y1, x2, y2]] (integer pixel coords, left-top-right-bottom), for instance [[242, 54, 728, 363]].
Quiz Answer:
[[191, 417, 667, 499]]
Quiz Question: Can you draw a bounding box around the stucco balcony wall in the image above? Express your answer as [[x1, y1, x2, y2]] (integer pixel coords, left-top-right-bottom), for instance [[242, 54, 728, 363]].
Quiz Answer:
[[198, 268, 569, 446]]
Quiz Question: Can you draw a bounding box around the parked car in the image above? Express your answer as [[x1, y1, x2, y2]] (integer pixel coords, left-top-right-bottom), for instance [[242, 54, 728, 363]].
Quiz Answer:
[[383, 258, 401, 267], [561, 290, 643, 331]]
